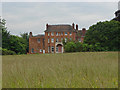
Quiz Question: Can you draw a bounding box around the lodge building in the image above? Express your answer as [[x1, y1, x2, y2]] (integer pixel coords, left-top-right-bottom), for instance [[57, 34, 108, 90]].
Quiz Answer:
[[29, 23, 87, 54]]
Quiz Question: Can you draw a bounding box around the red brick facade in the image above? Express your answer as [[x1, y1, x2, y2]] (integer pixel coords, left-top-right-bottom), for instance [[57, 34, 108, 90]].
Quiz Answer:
[[29, 23, 87, 54]]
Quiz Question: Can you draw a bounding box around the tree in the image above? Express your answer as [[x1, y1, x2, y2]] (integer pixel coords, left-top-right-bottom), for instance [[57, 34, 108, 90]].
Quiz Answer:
[[20, 32, 29, 53], [84, 20, 120, 51], [65, 42, 76, 52]]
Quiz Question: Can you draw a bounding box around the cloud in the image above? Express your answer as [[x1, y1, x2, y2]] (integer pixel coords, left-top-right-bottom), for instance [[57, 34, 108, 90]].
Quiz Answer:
[[2, 2, 117, 35]]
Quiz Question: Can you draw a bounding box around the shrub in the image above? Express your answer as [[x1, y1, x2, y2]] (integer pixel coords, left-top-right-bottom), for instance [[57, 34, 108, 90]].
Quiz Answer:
[[65, 42, 76, 52], [2, 48, 16, 55]]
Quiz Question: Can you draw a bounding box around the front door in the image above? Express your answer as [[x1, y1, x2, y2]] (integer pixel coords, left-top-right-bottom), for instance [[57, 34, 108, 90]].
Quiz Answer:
[[56, 44, 62, 53]]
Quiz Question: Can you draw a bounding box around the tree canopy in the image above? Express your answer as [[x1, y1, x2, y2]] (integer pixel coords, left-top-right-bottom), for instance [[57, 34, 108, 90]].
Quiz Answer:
[[84, 20, 120, 51]]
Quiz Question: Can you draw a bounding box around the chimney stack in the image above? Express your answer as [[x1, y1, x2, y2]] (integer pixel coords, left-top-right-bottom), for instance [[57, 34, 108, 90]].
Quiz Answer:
[[72, 23, 75, 29], [76, 24, 78, 30], [29, 32, 32, 38], [46, 23, 48, 30]]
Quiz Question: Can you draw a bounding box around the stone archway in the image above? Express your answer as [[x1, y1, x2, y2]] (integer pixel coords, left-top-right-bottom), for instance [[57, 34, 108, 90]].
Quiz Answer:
[[55, 42, 64, 53]]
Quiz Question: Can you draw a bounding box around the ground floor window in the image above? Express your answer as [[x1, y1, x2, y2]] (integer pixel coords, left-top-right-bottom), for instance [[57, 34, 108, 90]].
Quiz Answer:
[[48, 46, 50, 53], [31, 48, 34, 53], [56, 47, 58, 52], [40, 49, 42, 52], [51, 46, 54, 53]]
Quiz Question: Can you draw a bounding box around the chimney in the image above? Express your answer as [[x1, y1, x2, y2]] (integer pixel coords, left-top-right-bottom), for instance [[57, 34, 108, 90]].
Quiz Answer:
[[76, 24, 78, 30], [72, 23, 75, 29], [82, 28, 86, 35], [29, 32, 32, 38], [46, 23, 48, 30]]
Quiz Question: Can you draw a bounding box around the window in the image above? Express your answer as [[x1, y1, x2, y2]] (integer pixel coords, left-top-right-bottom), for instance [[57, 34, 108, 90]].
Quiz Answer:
[[65, 38, 67, 42], [61, 32, 63, 35], [48, 38, 50, 43], [70, 37, 72, 41], [51, 46, 54, 52], [56, 32, 58, 36], [31, 48, 34, 53], [61, 38, 63, 41], [37, 38, 40, 43], [48, 33, 50, 36], [78, 38, 81, 42], [70, 32, 72, 35], [40, 49, 42, 52], [51, 38, 54, 43], [56, 38, 59, 42], [56, 47, 58, 52], [59, 33, 61, 36], [65, 32, 67, 35], [51, 32, 54, 36], [48, 46, 50, 53]]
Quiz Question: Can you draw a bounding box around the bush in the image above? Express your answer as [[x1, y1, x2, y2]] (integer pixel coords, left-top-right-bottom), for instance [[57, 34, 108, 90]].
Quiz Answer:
[[2, 48, 16, 55], [65, 42, 76, 52]]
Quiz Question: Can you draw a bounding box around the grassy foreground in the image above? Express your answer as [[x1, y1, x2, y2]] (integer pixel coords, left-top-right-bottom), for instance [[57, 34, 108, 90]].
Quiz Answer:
[[2, 52, 118, 88]]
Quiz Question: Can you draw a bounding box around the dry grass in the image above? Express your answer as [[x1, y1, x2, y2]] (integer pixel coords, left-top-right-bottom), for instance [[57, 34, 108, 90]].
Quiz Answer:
[[2, 52, 118, 88]]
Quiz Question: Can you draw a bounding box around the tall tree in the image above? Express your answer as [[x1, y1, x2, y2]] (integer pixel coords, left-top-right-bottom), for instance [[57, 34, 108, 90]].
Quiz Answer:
[[84, 20, 120, 51]]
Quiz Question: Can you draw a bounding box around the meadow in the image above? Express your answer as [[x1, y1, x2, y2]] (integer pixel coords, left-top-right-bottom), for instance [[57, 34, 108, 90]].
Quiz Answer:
[[2, 52, 118, 88]]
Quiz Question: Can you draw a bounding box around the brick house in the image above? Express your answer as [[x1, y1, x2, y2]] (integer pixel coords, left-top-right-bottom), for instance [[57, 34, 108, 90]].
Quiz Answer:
[[29, 23, 87, 54]]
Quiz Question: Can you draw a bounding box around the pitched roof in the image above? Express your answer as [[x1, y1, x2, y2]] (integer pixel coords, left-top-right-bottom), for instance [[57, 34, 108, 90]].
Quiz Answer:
[[45, 24, 75, 32]]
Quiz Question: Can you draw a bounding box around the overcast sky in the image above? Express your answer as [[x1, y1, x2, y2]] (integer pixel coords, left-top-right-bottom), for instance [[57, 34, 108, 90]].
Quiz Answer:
[[2, 2, 118, 36]]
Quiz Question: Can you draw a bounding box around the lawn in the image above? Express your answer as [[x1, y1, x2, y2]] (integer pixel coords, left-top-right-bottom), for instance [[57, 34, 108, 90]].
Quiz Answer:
[[2, 52, 118, 88]]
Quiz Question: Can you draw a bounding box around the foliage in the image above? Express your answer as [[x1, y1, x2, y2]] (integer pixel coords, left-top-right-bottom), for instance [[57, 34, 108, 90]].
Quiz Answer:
[[1, 18, 28, 55], [2, 48, 16, 55], [84, 20, 120, 51], [65, 42, 76, 52]]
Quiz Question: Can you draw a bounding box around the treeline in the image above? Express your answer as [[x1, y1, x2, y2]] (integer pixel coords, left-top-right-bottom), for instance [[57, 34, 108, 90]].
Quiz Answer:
[[0, 19, 29, 55], [64, 20, 120, 52]]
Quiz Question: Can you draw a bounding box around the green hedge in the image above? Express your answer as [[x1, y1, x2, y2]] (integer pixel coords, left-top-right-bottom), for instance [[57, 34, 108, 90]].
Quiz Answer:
[[2, 48, 16, 55]]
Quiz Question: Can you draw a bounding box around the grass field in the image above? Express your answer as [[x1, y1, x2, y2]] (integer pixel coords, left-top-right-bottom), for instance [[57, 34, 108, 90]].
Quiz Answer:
[[2, 52, 118, 88]]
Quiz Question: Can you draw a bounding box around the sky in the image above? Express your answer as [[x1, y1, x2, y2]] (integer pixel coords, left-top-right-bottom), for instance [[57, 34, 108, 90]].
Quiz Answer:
[[1, 2, 118, 36]]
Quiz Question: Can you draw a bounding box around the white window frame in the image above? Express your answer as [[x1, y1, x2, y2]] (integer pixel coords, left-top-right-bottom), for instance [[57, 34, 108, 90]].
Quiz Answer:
[[51, 32, 54, 36], [78, 38, 81, 42], [70, 37, 72, 41], [70, 32, 72, 36], [48, 46, 50, 53], [65, 32, 67, 35], [61, 38, 63, 41], [61, 32, 63, 35], [56, 32, 58, 36], [65, 38, 67, 42], [40, 49, 42, 52], [51, 38, 54, 43], [56, 47, 58, 52]]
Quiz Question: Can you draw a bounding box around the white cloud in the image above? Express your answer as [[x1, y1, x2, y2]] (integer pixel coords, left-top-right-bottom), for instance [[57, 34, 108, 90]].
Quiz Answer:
[[2, 2, 118, 35]]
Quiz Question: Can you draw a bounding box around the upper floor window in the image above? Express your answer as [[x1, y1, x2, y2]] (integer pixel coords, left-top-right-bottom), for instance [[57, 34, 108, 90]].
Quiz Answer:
[[59, 33, 61, 36], [70, 32, 72, 35], [51, 32, 54, 36], [48, 38, 50, 43], [61, 32, 63, 35], [48, 33, 50, 36], [65, 32, 68, 35], [37, 38, 40, 43], [56, 38, 59, 42], [56, 32, 58, 36], [61, 38, 63, 41], [51, 38, 54, 43], [70, 37, 72, 41], [65, 38, 67, 42]]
